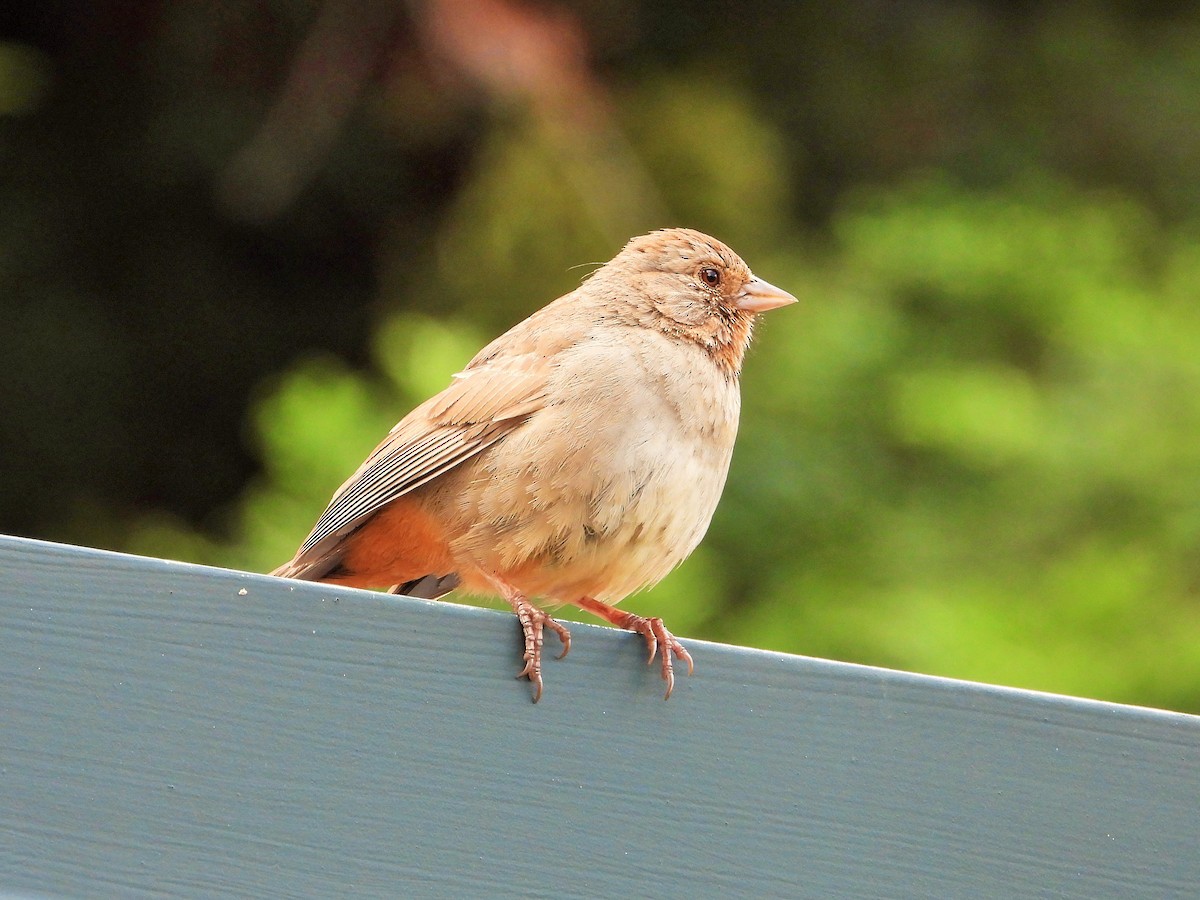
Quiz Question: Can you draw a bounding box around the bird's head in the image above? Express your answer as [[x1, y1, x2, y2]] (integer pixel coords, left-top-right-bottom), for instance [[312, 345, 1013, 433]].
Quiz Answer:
[[599, 228, 796, 374]]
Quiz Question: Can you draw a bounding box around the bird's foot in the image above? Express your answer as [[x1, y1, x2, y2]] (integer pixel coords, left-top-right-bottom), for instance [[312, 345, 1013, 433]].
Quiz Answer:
[[573, 597, 693, 699], [510, 595, 571, 703], [623, 613, 693, 699]]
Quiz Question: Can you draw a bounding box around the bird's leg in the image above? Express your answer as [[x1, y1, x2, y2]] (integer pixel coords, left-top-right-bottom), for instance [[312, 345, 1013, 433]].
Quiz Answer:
[[571, 596, 694, 700], [485, 575, 570, 703]]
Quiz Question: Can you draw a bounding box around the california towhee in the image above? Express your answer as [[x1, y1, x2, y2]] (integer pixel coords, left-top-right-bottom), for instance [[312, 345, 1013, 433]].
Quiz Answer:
[[273, 228, 795, 701]]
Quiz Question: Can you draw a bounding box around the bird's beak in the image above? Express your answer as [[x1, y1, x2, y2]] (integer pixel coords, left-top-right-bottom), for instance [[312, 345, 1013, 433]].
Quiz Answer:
[[735, 276, 797, 313]]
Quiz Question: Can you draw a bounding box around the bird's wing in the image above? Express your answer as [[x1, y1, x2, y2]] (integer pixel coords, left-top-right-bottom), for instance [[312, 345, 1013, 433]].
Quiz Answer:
[[290, 354, 553, 564]]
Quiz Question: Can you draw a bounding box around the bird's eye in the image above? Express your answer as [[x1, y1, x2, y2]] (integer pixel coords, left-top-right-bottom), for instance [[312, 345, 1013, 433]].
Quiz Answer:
[[700, 267, 721, 287]]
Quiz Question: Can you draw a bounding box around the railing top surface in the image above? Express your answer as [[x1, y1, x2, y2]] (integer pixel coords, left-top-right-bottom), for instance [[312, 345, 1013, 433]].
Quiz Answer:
[[2, 534, 1198, 899]]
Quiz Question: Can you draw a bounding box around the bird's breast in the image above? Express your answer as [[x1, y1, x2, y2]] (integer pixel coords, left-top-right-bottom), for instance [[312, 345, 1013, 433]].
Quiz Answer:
[[451, 331, 741, 603]]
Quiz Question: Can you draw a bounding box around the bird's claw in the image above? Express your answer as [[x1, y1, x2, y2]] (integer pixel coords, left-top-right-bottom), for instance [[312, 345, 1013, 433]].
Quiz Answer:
[[512, 597, 570, 702], [569, 596, 694, 700], [627, 614, 693, 699]]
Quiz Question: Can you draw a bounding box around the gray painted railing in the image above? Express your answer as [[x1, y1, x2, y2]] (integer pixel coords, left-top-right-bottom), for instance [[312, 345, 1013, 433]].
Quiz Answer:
[[2, 534, 1198, 898]]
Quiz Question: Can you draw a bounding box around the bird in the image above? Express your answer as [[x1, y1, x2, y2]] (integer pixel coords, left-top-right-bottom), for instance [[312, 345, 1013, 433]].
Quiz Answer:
[[272, 228, 796, 701]]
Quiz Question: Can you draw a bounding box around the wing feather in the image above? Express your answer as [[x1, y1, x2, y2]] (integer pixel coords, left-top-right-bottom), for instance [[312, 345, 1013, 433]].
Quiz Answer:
[[289, 356, 553, 564]]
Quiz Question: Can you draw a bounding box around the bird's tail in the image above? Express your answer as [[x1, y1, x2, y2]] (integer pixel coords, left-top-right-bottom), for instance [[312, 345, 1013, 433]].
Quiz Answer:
[[387, 572, 461, 600], [270, 547, 342, 582], [271, 555, 460, 601]]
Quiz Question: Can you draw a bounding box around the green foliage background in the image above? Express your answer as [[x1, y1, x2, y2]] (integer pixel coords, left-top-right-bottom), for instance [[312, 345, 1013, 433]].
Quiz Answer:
[[5, 3, 1200, 712]]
